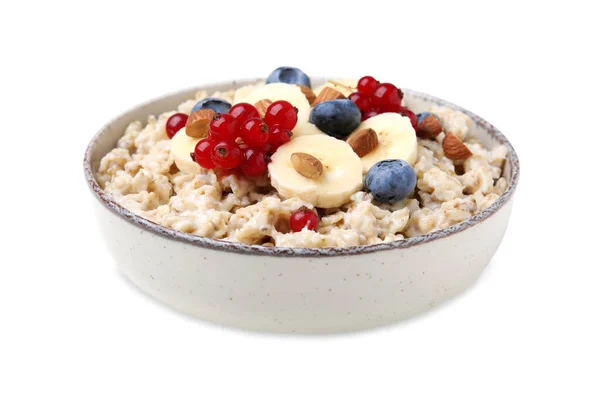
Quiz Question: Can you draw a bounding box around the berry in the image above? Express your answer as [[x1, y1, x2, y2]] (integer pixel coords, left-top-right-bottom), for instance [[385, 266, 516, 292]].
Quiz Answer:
[[229, 103, 259, 125], [357, 76, 379, 96], [267, 125, 292, 151], [263, 143, 274, 154], [289, 206, 318, 232], [191, 98, 232, 114], [309, 99, 361, 139], [399, 107, 418, 130], [240, 147, 268, 176], [208, 113, 239, 141], [193, 138, 215, 169], [210, 141, 242, 169], [382, 102, 403, 113], [364, 160, 417, 203], [362, 108, 384, 121], [166, 113, 188, 139], [265, 100, 298, 130], [266, 66, 311, 88], [214, 168, 240, 181], [371, 83, 402, 109], [349, 91, 371, 112], [240, 118, 269, 146]]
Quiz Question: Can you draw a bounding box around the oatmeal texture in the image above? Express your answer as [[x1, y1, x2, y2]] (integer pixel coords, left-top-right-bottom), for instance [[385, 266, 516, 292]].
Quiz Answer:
[[97, 87, 508, 248]]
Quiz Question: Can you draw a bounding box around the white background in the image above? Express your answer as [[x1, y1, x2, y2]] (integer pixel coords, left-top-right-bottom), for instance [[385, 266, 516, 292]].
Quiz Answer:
[[1, 0, 599, 399]]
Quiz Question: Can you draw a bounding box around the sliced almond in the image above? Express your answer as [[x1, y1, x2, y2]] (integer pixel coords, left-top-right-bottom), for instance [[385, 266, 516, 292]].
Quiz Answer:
[[297, 84, 316, 105], [313, 87, 346, 106], [416, 114, 443, 139], [185, 109, 216, 138], [290, 152, 323, 179], [254, 99, 273, 118], [346, 128, 379, 157], [443, 132, 473, 160]]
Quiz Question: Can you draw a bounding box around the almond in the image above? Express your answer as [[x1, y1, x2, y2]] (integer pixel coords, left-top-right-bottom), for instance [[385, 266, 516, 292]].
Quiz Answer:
[[297, 85, 316, 105], [346, 128, 379, 157], [416, 114, 443, 139], [443, 132, 473, 160], [254, 99, 273, 118], [185, 109, 216, 138], [313, 87, 346, 105], [290, 152, 323, 179]]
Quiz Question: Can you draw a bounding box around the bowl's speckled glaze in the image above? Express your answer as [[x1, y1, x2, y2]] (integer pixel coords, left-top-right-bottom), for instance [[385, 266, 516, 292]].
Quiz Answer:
[[84, 78, 519, 333]]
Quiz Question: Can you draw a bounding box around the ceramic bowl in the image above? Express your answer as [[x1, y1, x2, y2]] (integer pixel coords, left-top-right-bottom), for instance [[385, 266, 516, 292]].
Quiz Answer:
[[84, 78, 519, 333]]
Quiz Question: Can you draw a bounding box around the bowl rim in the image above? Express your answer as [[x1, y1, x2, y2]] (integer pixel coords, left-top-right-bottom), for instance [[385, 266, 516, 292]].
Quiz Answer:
[[84, 79, 520, 258]]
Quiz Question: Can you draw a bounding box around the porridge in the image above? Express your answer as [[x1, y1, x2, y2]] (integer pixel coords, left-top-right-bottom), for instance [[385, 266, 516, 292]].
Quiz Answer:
[[97, 68, 508, 248]]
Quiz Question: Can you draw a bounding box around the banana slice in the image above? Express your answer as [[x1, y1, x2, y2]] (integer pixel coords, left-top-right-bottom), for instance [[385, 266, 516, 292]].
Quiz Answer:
[[269, 135, 363, 208], [242, 83, 311, 122], [314, 78, 359, 97], [292, 121, 325, 137], [170, 128, 201, 174], [233, 82, 264, 104], [352, 113, 418, 173]]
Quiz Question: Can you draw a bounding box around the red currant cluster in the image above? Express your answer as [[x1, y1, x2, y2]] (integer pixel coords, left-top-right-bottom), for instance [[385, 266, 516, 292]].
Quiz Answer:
[[349, 75, 418, 129], [192, 101, 298, 177]]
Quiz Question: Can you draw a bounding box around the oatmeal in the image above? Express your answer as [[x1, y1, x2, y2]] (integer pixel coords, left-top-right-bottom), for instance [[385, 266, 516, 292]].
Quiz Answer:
[[97, 68, 508, 248]]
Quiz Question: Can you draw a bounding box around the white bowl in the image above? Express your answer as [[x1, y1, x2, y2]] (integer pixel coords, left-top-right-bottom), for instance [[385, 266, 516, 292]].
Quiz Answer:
[[84, 78, 520, 333]]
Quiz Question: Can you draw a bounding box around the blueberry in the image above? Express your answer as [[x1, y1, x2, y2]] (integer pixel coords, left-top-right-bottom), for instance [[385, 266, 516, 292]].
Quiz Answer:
[[365, 160, 417, 203], [266, 66, 311, 88], [416, 112, 441, 125], [309, 99, 361, 139], [191, 98, 231, 114]]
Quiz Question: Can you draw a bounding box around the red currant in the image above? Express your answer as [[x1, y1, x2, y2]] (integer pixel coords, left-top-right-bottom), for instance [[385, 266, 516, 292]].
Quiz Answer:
[[357, 76, 379, 96], [228, 103, 259, 125], [383, 102, 403, 113], [371, 83, 402, 109], [290, 206, 318, 232], [362, 108, 384, 121], [208, 113, 239, 141], [193, 138, 215, 169], [267, 124, 292, 151], [210, 141, 242, 169], [240, 147, 268, 176], [240, 118, 269, 147], [166, 113, 188, 139], [265, 100, 298, 130], [214, 167, 240, 181], [399, 107, 418, 130], [349, 91, 371, 112]]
